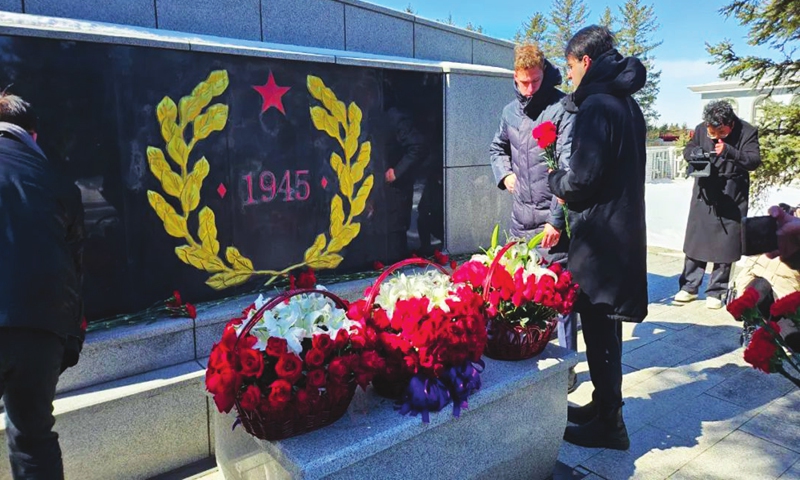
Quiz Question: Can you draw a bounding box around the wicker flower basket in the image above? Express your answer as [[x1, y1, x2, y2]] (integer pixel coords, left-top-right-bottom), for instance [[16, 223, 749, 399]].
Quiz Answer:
[[233, 289, 357, 441], [484, 317, 557, 361], [362, 258, 451, 400]]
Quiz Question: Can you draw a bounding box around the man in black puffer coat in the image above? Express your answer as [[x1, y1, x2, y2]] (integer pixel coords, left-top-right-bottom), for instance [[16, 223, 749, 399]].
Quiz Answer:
[[548, 26, 649, 451], [490, 44, 578, 390], [0, 93, 85, 479]]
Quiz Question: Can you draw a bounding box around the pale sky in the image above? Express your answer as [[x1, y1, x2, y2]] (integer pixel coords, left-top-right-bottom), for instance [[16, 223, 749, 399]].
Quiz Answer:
[[369, 0, 770, 127]]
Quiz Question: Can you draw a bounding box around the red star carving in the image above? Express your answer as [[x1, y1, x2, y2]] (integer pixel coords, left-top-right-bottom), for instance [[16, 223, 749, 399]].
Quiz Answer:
[[252, 71, 291, 115]]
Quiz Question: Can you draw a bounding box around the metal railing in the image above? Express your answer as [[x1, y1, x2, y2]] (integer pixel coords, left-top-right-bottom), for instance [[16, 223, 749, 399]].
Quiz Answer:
[[645, 146, 685, 181]]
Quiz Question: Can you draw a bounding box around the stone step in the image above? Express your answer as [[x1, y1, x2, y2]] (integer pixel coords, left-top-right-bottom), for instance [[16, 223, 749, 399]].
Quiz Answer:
[[0, 360, 211, 480]]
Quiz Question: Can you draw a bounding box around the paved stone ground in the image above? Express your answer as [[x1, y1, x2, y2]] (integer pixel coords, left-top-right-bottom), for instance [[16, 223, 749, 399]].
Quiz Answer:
[[559, 247, 800, 480], [169, 247, 800, 480]]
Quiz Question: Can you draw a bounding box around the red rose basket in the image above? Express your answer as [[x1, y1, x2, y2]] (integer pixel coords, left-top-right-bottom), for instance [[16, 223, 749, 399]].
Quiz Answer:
[[482, 242, 556, 360], [360, 258, 452, 399], [209, 289, 362, 441], [347, 258, 487, 422]]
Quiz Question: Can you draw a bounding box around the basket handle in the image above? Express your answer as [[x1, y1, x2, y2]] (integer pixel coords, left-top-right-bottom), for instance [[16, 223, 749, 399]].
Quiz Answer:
[[481, 241, 523, 302], [235, 289, 348, 348], [363, 258, 449, 316]]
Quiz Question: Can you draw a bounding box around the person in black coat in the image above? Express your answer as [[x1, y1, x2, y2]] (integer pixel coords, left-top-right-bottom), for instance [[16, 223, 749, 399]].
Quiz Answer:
[[0, 93, 85, 479], [548, 26, 649, 451], [674, 100, 761, 309]]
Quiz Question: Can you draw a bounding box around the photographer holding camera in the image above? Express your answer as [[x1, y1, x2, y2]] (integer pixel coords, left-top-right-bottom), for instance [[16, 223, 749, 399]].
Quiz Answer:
[[674, 100, 761, 309]]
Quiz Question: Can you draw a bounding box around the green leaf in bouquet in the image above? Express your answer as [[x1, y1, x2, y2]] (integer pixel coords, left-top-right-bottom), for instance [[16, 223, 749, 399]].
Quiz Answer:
[[491, 224, 500, 250]]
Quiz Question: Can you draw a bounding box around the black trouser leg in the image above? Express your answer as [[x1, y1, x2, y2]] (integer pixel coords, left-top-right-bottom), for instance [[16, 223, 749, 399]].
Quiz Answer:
[[706, 263, 732, 300], [679, 256, 706, 295], [581, 311, 623, 411], [0, 328, 65, 480]]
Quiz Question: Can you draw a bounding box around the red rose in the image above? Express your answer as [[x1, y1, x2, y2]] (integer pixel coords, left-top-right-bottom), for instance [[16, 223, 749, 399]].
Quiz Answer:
[[328, 357, 350, 378], [433, 250, 449, 265], [333, 329, 350, 350], [312, 334, 334, 354], [307, 369, 326, 388], [213, 389, 237, 413], [268, 379, 292, 406], [297, 269, 317, 289], [220, 324, 256, 352], [206, 368, 242, 413], [373, 261, 385, 271], [296, 388, 311, 405], [372, 308, 391, 329], [305, 348, 326, 368], [266, 337, 288, 357], [275, 353, 303, 384], [450, 260, 458, 270], [239, 385, 261, 411], [238, 348, 264, 378], [209, 344, 235, 371], [361, 350, 385, 371], [184, 303, 197, 319], [532, 121, 557, 149], [289, 274, 297, 290]]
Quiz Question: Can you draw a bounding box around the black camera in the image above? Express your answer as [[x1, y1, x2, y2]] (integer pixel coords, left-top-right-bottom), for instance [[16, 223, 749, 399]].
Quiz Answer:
[[687, 147, 716, 178], [741, 216, 778, 256]]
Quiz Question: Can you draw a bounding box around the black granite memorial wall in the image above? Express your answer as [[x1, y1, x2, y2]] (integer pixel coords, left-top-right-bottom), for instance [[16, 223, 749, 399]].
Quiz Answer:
[[0, 35, 444, 320]]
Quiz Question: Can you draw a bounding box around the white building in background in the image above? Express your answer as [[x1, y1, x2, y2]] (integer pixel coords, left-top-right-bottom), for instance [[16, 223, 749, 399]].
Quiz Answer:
[[688, 78, 799, 125]]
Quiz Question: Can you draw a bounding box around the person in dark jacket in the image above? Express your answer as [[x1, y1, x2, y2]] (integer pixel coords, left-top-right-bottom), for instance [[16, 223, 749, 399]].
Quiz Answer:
[[548, 26, 649, 451], [674, 100, 761, 309], [490, 43, 579, 391], [0, 93, 85, 479]]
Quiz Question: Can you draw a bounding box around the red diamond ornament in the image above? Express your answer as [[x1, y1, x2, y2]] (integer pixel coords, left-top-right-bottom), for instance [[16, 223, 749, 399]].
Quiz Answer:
[[321, 177, 328, 189], [217, 183, 227, 198]]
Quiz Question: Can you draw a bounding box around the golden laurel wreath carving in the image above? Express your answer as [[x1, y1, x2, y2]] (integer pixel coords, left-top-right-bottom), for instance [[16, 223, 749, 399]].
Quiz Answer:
[[146, 71, 372, 290]]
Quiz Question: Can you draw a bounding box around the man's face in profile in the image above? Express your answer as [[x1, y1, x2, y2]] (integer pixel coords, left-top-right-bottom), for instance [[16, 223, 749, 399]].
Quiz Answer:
[[514, 67, 544, 98]]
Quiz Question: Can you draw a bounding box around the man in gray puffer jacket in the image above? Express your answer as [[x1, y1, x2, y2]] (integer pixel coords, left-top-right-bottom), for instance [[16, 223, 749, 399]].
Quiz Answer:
[[490, 44, 577, 390]]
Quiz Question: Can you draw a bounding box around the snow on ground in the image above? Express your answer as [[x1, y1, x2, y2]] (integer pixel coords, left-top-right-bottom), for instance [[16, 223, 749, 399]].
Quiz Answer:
[[645, 178, 800, 252]]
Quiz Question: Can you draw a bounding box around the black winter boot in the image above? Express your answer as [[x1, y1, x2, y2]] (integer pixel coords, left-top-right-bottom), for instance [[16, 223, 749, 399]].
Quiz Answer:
[[567, 367, 578, 394], [564, 405, 630, 450], [567, 401, 596, 425]]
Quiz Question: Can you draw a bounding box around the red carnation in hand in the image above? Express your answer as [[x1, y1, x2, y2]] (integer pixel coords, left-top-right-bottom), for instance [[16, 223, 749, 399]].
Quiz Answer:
[[275, 353, 303, 384], [373, 261, 385, 271], [238, 347, 264, 378], [727, 287, 760, 320], [744, 322, 781, 373], [239, 384, 261, 410], [266, 337, 288, 357], [532, 121, 557, 149], [305, 348, 326, 368], [770, 291, 800, 318]]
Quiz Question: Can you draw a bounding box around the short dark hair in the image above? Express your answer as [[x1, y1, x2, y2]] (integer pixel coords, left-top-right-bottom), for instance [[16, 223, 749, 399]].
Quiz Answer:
[[565, 25, 616, 61], [703, 100, 736, 128], [0, 92, 37, 132]]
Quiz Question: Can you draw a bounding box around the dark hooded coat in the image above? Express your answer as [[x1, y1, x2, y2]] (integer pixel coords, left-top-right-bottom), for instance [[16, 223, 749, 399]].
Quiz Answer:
[[548, 50, 649, 322], [682, 119, 760, 263], [490, 60, 574, 242]]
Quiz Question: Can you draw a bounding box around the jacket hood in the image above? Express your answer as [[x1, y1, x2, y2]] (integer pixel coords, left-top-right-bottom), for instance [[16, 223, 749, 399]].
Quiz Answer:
[[569, 49, 646, 107], [514, 59, 563, 106]]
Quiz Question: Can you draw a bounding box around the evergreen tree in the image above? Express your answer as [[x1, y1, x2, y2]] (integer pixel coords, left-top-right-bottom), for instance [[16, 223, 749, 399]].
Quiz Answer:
[[514, 12, 548, 45], [546, 0, 590, 90], [616, 0, 662, 126], [466, 22, 485, 34], [707, 0, 800, 201], [598, 6, 617, 33], [404, 3, 415, 14]]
